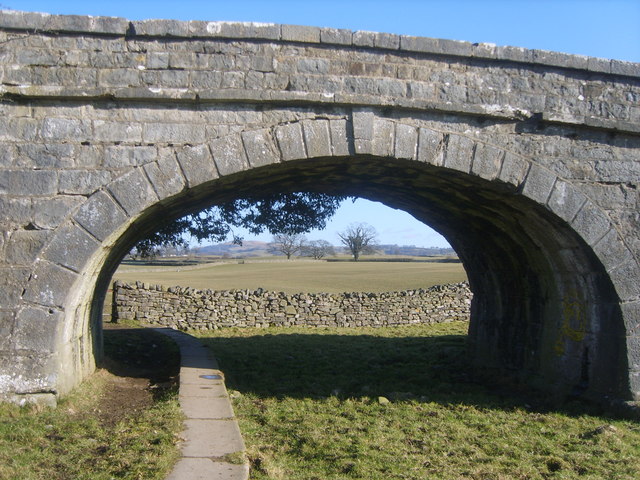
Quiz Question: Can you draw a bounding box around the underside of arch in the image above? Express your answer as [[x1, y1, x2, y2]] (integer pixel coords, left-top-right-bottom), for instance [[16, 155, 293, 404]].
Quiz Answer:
[[86, 154, 629, 402]]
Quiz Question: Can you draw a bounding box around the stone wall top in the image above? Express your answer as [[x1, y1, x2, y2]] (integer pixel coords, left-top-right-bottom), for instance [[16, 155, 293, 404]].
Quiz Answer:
[[1, 10, 638, 79]]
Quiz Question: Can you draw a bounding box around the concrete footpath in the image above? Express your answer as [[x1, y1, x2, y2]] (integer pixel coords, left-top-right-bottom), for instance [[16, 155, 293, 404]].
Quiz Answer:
[[152, 328, 249, 480]]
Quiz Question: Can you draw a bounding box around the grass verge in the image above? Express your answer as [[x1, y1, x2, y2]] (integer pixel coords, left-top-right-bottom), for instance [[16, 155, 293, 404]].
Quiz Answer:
[[0, 326, 183, 480], [195, 322, 640, 480]]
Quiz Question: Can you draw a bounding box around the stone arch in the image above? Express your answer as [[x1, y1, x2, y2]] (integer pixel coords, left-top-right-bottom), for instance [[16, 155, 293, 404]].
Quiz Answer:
[[18, 110, 637, 404]]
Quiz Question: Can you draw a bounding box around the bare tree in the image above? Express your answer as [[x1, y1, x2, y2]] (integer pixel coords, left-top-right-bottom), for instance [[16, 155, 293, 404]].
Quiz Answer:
[[338, 223, 378, 261], [303, 239, 336, 259], [269, 233, 306, 259]]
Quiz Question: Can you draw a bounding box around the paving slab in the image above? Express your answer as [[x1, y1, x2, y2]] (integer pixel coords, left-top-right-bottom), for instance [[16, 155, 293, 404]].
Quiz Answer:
[[166, 458, 249, 480], [151, 328, 249, 480]]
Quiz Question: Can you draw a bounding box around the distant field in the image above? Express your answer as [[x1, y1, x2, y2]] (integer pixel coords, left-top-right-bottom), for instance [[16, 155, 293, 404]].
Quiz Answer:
[[113, 259, 467, 294]]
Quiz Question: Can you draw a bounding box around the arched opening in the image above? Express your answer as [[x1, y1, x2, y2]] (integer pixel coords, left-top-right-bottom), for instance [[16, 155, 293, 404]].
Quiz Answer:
[[80, 154, 625, 402]]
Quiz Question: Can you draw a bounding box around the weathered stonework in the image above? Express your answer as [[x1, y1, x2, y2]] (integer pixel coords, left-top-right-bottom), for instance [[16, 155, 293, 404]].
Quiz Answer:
[[0, 10, 638, 406], [113, 281, 472, 330]]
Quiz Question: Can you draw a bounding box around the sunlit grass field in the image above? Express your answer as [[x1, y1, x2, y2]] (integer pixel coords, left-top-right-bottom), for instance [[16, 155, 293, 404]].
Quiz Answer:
[[113, 258, 467, 294], [196, 322, 640, 480]]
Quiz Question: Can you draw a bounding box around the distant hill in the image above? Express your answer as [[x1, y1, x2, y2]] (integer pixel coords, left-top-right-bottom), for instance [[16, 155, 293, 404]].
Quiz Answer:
[[194, 240, 271, 257], [194, 241, 455, 258], [376, 244, 456, 257]]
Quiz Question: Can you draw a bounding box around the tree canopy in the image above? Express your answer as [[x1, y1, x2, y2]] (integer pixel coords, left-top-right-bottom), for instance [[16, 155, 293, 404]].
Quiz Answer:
[[133, 192, 346, 258], [338, 222, 378, 261], [269, 233, 306, 259]]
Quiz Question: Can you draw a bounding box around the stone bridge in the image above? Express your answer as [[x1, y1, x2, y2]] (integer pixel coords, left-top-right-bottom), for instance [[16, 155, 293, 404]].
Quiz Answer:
[[0, 10, 639, 406]]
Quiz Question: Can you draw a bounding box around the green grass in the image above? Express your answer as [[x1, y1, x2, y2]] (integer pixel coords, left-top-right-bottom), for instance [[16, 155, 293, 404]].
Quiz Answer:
[[114, 259, 467, 294], [0, 328, 183, 480], [195, 322, 640, 480]]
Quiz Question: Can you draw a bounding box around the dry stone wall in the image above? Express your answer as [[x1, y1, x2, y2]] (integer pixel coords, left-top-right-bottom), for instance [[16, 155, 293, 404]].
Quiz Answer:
[[113, 281, 472, 329]]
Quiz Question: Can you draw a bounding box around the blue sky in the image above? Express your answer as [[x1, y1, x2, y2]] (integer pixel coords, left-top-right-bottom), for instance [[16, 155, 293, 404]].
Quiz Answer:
[[8, 1, 640, 248]]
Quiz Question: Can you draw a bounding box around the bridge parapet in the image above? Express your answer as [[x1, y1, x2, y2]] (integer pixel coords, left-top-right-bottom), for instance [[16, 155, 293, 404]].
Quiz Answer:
[[0, 10, 638, 134]]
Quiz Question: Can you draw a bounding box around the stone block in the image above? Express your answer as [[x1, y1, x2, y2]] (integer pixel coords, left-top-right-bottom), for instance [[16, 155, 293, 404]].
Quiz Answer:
[[241, 129, 280, 168], [621, 301, 640, 336], [352, 31, 375, 47], [0, 267, 30, 305], [609, 260, 640, 303], [372, 118, 395, 157], [281, 24, 320, 43], [471, 42, 497, 59], [329, 119, 351, 156], [0, 117, 39, 143], [209, 135, 249, 176], [74, 190, 128, 242], [521, 163, 556, 204], [302, 120, 332, 158], [132, 19, 189, 37], [16, 49, 60, 67], [59, 170, 113, 195], [443, 135, 474, 173], [498, 152, 529, 188], [0, 170, 58, 196], [570, 201, 611, 247], [546, 179, 587, 223], [0, 311, 14, 351], [593, 229, 631, 273], [376, 78, 406, 97], [108, 168, 158, 216], [471, 143, 503, 181], [0, 197, 32, 227], [374, 32, 400, 50], [193, 21, 279, 40], [417, 128, 444, 166], [42, 223, 100, 273], [297, 58, 330, 74], [17, 143, 76, 169], [104, 145, 157, 168], [587, 57, 611, 74], [22, 260, 78, 308], [352, 109, 374, 155], [176, 144, 218, 189], [394, 123, 418, 160], [143, 151, 186, 200], [438, 39, 473, 57], [32, 196, 84, 230], [399, 35, 439, 53], [610, 60, 640, 77], [320, 27, 352, 45], [251, 55, 275, 73], [0, 10, 50, 31], [220, 71, 245, 89], [98, 68, 141, 88], [146, 51, 170, 69], [14, 306, 62, 353], [191, 71, 223, 89], [168, 52, 197, 70], [626, 335, 640, 371], [495, 45, 533, 63], [90, 15, 129, 35], [275, 122, 306, 161], [48, 14, 94, 33], [93, 120, 143, 143], [142, 122, 205, 144], [594, 160, 640, 183], [5, 230, 50, 265]]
